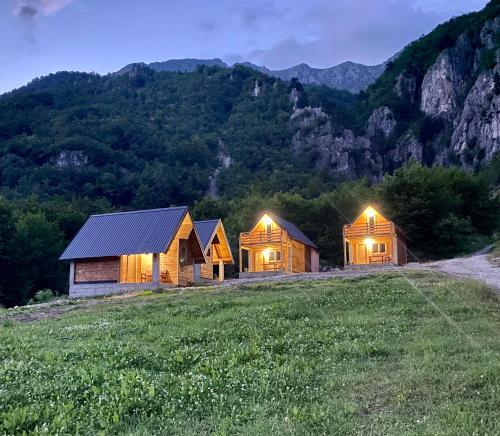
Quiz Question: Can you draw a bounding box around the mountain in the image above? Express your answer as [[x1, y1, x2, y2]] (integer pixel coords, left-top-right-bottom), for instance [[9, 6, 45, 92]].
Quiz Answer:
[[116, 58, 228, 74], [117, 58, 387, 93], [290, 0, 500, 180], [260, 61, 386, 93], [0, 0, 499, 211]]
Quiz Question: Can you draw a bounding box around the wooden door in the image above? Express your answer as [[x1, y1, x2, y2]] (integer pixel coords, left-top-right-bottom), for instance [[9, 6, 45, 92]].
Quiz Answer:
[[357, 244, 367, 264]]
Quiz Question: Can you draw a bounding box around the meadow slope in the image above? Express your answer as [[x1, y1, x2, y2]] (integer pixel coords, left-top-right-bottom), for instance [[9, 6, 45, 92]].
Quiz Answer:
[[1, 272, 499, 435]]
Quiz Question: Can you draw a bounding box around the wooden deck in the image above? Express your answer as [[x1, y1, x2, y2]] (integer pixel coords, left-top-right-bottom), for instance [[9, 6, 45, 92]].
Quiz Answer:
[[240, 229, 285, 246], [344, 222, 394, 238]]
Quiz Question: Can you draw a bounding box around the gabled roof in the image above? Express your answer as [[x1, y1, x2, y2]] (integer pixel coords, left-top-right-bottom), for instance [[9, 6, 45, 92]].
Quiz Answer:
[[194, 219, 220, 252], [60, 207, 189, 260], [194, 219, 234, 263], [346, 204, 408, 240], [266, 211, 318, 249]]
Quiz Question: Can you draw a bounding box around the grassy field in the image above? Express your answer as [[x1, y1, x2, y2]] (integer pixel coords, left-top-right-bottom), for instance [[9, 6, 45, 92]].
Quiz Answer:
[[1, 272, 499, 435]]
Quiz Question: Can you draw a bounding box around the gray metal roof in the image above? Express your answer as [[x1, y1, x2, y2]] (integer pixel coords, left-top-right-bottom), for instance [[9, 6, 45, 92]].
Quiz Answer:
[[194, 219, 220, 251], [267, 211, 318, 249], [59, 207, 188, 260]]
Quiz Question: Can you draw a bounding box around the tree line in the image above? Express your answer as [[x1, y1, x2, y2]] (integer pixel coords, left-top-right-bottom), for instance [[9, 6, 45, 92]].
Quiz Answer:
[[1, 161, 498, 307]]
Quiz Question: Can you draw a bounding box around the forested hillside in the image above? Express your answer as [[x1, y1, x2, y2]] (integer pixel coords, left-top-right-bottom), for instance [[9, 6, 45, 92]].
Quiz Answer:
[[0, 0, 499, 307], [0, 65, 342, 208]]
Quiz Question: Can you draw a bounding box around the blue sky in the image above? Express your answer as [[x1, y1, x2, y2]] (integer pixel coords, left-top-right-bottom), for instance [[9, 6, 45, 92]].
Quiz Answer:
[[0, 0, 489, 94]]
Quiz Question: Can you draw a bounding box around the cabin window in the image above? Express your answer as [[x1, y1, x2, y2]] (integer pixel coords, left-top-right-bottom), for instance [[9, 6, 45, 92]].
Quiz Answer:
[[372, 242, 386, 254], [180, 242, 188, 263], [266, 223, 272, 234], [368, 215, 375, 230], [268, 251, 281, 262]]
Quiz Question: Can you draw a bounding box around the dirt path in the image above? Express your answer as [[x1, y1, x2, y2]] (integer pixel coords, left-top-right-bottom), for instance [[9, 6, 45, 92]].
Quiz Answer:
[[407, 253, 500, 292]]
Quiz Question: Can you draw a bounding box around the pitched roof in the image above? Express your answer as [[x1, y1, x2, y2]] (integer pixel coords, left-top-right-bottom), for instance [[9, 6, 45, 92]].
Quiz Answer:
[[266, 211, 317, 249], [59, 207, 189, 260], [194, 219, 220, 251]]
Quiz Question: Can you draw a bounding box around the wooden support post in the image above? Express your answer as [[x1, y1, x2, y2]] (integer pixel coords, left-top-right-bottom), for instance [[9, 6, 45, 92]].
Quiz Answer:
[[343, 229, 347, 266], [239, 237, 242, 273], [219, 260, 224, 281], [152, 253, 160, 287]]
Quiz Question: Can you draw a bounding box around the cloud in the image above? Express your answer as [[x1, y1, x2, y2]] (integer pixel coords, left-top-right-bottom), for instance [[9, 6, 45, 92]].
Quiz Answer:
[[198, 20, 216, 32], [243, 0, 444, 69], [236, 1, 289, 30], [14, 0, 73, 21]]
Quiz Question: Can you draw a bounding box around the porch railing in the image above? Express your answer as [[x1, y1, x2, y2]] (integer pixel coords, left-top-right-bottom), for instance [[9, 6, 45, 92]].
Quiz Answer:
[[344, 222, 393, 238], [240, 229, 284, 246], [263, 262, 284, 272]]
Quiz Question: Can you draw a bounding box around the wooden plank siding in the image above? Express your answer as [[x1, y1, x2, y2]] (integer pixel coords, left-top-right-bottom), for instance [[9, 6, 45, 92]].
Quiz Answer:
[[74, 257, 119, 283], [200, 249, 214, 280]]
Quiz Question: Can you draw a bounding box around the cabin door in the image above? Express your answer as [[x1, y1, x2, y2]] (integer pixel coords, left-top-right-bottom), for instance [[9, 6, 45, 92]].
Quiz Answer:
[[356, 244, 367, 264]]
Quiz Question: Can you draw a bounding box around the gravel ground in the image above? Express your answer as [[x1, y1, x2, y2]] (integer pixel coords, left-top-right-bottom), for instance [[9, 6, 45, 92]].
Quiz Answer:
[[407, 253, 500, 292]]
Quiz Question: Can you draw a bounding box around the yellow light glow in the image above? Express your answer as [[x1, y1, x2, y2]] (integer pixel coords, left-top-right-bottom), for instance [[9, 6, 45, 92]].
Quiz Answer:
[[365, 207, 375, 218], [364, 238, 374, 247], [262, 215, 273, 226], [263, 248, 271, 261]]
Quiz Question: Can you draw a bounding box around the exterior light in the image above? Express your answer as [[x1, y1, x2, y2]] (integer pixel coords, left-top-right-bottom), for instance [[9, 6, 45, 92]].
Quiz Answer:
[[364, 238, 374, 247], [365, 207, 375, 218], [262, 215, 273, 226], [263, 248, 271, 261]]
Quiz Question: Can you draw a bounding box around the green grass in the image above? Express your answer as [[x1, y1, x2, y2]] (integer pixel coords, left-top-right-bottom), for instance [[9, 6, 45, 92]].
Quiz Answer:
[[1, 272, 499, 435]]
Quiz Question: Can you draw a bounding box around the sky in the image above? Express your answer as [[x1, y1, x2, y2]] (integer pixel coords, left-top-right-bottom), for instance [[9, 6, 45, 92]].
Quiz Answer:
[[0, 0, 489, 94]]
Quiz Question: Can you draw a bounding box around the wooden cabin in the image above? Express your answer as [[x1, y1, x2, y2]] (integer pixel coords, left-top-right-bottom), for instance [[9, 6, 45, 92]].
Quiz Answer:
[[343, 205, 407, 266], [194, 219, 233, 282], [59, 207, 206, 297], [239, 212, 319, 278]]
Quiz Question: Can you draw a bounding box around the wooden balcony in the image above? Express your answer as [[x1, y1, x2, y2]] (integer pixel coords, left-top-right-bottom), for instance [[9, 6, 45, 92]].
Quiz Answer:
[[344, 222, 394, 238], [240, 229, 284, 246]]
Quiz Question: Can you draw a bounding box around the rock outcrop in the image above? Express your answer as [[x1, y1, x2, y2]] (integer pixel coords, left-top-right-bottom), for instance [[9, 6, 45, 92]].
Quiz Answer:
[[366, 106, 396, 138], [394, 70, 418, 103], [452, 54, 500, 168], [55, 151, 88, 168], [290, 106, 383, 180], [420, 34, 475, 121]]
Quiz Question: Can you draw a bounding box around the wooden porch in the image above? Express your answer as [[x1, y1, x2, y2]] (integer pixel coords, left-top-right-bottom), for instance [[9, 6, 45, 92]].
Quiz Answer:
[[239, 229, 288, 274]]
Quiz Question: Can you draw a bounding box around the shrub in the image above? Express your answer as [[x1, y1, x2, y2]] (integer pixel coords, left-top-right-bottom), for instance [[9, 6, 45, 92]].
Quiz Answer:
[[28, 289, 56, 305]]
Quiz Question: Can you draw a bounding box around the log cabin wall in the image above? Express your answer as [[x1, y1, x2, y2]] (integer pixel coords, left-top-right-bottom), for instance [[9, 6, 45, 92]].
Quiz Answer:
[[291, 240, 306, 273], [178, 239, 195, 285], [74, 257, 119, 283], [200, 248, 214, 279]]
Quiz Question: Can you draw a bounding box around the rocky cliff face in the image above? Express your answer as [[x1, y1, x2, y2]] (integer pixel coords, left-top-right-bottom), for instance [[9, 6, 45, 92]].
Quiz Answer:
[[291, 15, 500, 180], [452, 55, 500, 168], [420, 34, 475, 121]]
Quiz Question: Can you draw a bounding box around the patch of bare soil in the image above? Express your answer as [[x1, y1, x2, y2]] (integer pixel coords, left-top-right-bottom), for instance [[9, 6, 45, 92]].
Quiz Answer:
[[407, 253, 500, 292]]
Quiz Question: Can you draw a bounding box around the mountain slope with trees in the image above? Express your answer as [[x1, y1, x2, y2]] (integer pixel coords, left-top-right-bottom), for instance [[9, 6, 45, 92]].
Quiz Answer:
[[0, 1, 499, 306]]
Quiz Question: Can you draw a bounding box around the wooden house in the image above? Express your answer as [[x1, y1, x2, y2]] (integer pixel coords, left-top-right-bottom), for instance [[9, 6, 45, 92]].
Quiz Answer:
[[239, 212, 319, 277], [59, 207, 206, 297], [343, 205, 407, 266], [194, 219, 233, 282]]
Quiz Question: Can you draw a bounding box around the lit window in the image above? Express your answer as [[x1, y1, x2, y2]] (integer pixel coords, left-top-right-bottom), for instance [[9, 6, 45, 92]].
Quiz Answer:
[[372, 243, 386, 253], [268, 251, 281, 262]]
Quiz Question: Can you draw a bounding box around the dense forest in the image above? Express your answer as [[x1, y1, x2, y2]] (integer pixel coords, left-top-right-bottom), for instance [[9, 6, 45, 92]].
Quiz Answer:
[[1, 1, 500, 307]]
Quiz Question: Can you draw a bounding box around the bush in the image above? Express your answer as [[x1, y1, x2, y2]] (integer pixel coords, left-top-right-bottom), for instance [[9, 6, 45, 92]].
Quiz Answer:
[[28, 289, 57, 305]]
